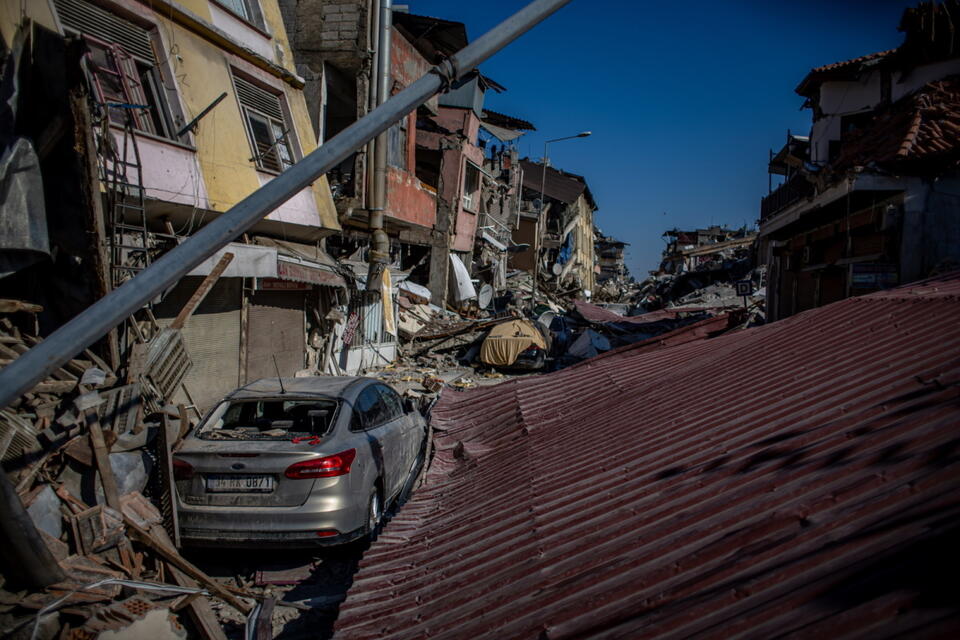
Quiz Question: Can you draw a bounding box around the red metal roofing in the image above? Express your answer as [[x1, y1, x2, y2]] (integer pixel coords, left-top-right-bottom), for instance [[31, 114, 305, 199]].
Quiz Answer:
[[335, 272, 960, 639]]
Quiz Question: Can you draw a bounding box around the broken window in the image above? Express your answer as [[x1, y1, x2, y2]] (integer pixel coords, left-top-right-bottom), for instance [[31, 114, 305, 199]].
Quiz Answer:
[[463, 163, 481, 211], [233, 73, 297, 173], [55, 0, 178, 138], [214, 0, 266, 30], [387, 116, 408, 170], [415, 147, 441, 191]]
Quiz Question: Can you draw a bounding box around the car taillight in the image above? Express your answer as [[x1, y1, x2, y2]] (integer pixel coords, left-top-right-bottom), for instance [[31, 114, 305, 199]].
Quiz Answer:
[[285, 449, 356, 479], [173, 458, 194, 480], [523, 344, 541, 353]]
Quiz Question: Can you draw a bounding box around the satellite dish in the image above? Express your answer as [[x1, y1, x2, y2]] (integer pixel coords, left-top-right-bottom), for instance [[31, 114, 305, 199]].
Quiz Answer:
[[478, 284, 494, 309], [551, 262, 563, 275]]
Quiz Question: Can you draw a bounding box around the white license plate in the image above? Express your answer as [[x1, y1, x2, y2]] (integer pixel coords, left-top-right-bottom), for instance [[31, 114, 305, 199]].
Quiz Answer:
[[205, 475, 274, 493]]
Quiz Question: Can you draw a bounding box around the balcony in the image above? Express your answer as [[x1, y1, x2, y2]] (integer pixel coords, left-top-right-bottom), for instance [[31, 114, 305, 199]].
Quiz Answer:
[[761, 174, 814, 222]]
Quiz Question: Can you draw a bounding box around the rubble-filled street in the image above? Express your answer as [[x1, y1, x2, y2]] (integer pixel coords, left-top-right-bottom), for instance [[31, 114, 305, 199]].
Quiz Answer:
[[2, 0, 960, 638]]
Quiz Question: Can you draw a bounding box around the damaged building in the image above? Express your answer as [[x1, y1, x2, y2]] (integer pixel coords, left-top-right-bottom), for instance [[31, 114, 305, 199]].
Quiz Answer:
[[512, 160, 598, 297], [758, 0, 960, 321], [1, 0, 347, 409]]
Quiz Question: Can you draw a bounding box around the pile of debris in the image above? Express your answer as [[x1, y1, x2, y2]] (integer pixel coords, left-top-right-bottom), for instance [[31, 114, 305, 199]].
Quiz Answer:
[[0, 313, 278, 639]]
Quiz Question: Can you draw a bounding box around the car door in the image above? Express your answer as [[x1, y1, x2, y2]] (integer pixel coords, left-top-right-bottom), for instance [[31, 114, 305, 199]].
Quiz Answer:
[[354, 384, 404, 500], [376, 384, 417, 476], [372, 384, 409, 499]]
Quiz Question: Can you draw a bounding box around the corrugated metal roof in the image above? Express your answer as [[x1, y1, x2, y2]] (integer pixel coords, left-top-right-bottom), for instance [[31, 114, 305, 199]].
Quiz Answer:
[[334, 271, 960, 639]]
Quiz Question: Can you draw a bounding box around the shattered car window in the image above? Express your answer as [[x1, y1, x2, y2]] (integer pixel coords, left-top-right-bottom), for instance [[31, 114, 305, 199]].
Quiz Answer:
[[198, 398, 339, 440]]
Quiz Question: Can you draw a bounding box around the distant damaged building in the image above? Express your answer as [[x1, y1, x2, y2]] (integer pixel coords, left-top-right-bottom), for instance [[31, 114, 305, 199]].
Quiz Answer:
[[758, 1, 960, 321], [512, 160, 598, 296]]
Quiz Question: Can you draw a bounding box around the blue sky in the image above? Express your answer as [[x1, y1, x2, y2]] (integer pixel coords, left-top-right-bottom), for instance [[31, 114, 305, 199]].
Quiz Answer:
[[408, 0, 914, 276]]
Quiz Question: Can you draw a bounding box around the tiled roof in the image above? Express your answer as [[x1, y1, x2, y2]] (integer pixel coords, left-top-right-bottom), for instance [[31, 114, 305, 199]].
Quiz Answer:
[[833, 75, 960, 172], [795, 49, 897, 96], [810, 48, 896, 74], [335, 271, 960, 639]]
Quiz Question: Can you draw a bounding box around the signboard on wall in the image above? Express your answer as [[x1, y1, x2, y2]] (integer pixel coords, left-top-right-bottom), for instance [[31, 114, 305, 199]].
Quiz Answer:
[[850, 263, 898, 293], [255, 278, 311, 291]]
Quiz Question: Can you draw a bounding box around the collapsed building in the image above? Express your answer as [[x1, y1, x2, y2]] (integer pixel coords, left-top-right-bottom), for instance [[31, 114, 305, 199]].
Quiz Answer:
[[758, 0, 960, 321], [511, 160, 598, 298]]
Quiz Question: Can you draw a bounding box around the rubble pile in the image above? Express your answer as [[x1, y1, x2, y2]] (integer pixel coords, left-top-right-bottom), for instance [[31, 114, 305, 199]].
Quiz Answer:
[[0, 318, 285, 640]]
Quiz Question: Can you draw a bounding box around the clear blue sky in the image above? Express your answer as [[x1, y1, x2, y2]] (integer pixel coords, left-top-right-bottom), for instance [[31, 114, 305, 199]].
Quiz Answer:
[[408, 0, 913, 276]]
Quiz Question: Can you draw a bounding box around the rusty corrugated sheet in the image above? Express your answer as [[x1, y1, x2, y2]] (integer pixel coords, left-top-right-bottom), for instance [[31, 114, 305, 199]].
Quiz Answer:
[[335, 272, 960, 639]]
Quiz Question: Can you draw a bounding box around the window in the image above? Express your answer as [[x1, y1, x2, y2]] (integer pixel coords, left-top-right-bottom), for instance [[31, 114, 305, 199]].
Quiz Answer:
[[387, 116, 408, 170], [351, 385, 390, 431], [233, 73, 297, 173], [198, 398, 339, 440], [462, 163, 480, 211], [215, 0, 265, 30], [54, 0, 178, 138], [375, 385, 404, 422]]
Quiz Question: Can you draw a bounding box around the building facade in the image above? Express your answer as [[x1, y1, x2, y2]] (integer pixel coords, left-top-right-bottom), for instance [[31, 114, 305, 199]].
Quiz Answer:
[[758, 1, 960, 321]]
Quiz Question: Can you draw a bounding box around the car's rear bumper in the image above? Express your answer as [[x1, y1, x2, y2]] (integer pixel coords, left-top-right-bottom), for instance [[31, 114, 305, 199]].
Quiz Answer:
[[177, 491, 366, 548]]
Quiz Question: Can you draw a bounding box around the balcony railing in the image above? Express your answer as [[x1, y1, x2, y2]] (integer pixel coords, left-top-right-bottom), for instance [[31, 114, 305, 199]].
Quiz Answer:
[[761, 174, 814, 222]]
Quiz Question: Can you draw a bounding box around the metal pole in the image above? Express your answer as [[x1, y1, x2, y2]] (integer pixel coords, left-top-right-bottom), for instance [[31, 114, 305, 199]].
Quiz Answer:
[[0, 0, 573, 409], [534, 139, 548, 303]]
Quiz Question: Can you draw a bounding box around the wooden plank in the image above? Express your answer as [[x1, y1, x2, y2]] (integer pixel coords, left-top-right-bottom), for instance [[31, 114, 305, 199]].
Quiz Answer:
[[84, 406, 121, 511], [0, 299, 43, 314], [122, 514, 253, 614], [170, 253, 234, 330], [167, 564, 230, 640], [254, 597, 276, 640]]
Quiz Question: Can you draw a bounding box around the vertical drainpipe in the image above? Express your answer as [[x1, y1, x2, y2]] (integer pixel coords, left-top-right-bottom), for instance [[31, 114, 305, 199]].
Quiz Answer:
[[367, 0, 392, 290], [364, 0, 379, 211]]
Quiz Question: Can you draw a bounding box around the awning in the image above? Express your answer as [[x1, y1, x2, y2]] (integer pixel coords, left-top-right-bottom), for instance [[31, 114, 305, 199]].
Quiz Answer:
[[187, 243, 277, 278], [276, 255, 346, 288], [480, 122, 526, 142]]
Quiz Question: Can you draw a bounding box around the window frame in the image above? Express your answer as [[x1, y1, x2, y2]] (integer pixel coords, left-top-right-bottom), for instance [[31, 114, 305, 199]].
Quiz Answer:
[[232, 72, 299, 174], [76, 33, 178, 140], [211, 0, 267, 32]]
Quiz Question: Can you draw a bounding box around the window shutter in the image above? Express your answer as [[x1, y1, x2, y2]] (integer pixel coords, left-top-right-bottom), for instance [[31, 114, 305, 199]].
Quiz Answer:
[[53, 0, 156, 63], [233, 75, 284, 122]]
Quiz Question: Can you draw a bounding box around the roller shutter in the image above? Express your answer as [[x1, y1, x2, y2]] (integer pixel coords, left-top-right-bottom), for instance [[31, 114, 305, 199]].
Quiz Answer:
[[153, 278, 242, 411], [245, 291, 305, 383]]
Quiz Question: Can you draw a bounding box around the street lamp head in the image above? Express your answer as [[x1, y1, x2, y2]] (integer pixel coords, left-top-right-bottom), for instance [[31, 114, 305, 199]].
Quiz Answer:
[[577, 131, 592, 137]]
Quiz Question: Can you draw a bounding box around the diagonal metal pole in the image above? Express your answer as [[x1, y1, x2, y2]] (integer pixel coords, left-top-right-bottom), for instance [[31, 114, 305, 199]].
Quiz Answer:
[[0, 0, 573, 409]]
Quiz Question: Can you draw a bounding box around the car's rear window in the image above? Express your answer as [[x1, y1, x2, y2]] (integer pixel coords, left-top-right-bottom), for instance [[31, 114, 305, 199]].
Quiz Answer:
[[198, 398, 339, 440]]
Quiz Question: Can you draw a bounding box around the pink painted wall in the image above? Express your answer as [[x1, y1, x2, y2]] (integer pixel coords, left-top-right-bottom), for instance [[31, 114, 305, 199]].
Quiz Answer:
[[117, 130, 210, 209], [383, 27, 436, 230], [435, 108, 485, 252]]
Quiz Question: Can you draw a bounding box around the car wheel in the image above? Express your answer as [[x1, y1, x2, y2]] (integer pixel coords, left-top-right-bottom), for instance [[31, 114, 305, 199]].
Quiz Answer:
[[366, 489, 382, 539]]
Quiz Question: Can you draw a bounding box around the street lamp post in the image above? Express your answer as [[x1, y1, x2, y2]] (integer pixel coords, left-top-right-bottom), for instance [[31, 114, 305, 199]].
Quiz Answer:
[[533, 131, 591, 302]]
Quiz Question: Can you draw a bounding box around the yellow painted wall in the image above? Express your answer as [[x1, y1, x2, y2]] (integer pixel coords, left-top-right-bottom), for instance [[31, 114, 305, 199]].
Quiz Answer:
[[573, 196, 596, 292], [149, 4, 338, 229], [2, 0, 58, 48]]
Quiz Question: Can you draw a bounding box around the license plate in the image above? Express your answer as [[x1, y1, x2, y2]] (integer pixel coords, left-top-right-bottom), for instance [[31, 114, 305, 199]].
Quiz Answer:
[[205, 475, 274, 493]]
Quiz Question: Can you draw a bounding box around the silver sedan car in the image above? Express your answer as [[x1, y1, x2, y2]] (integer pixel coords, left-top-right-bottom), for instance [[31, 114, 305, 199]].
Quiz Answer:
[[173, 377, 426, 547]]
